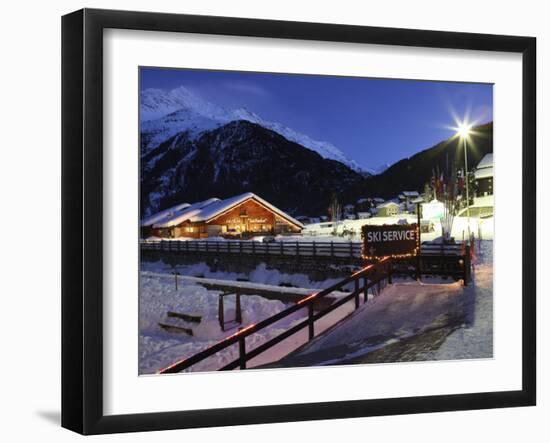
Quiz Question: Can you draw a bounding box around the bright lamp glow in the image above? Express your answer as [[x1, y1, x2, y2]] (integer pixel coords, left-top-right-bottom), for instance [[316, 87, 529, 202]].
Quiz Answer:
[[456, 122, 472, 138]]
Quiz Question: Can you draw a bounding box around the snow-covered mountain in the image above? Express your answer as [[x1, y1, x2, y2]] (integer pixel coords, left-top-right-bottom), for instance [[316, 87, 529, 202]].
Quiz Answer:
[[365, 163, 392, 175], [140, 86, 365, 173], [140, 120, 368, 217]]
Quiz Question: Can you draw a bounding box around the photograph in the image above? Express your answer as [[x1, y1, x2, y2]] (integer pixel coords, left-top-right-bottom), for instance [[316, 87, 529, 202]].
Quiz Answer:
[[138, 67, 494, 375]]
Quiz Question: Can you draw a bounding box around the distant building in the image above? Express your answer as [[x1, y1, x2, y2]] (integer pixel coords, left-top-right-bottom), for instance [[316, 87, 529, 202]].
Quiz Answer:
[[398, 191, 421, 209], [421, 199, 445, 221], [357, 212, 371, 220], [343, 204, 355, 215], [376, 201, 400, 217], [141, 192, 303, 239], [295, 215, 312, 225], [474, 153, 493, 197], [356, 198, 377, 213]]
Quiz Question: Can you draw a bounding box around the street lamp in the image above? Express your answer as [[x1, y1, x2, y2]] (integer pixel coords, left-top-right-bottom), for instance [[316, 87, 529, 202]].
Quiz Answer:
[[456, 122, 472, 237]]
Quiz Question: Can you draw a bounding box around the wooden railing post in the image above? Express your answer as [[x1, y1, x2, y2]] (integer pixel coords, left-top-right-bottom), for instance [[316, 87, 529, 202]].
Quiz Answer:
[[312, 241, 316, 257], [173, 271, 178, 290], [464, 244, 471, 285], [363, 276, 368, 303], [308, 304, 314, 340], [238, 336, 246, 369], [354, 278, 360, 309], [218, 294, 224, 331], [388, 259, 393, 284], [235, 289, 242, 324]]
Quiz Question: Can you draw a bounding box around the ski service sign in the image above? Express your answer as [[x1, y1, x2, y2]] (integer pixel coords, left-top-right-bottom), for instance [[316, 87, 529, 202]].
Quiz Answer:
[[362, 223, 419, 258]]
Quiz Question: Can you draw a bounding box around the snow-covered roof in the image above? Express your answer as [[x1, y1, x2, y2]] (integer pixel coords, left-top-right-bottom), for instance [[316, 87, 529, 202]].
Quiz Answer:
[[372, 197, 385, 203], [140, 202, 192, 227], [475, 166, 493, 180], [356, 198, 368, 204], [377, 201, 400, 209], [401, 191, 420, 197], [344, 204, 355, 209], [146, 192, 304, 229], [142, 198, 221, 228], [472, 195, 494, 207], [476, 153, 493, 170]]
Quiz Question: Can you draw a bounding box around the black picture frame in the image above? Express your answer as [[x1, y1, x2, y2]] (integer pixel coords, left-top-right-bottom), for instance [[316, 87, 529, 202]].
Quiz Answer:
[[61, 8, 536, 435]]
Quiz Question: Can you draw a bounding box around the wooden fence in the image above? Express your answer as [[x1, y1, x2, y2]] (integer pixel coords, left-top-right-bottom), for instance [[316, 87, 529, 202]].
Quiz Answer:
[[141, 238, 469, 259], [141, 239, 363, 258], [158, 257, 393, 373]]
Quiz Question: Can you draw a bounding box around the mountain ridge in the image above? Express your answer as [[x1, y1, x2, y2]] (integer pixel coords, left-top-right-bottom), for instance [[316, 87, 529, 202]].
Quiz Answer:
[[140, 86, 366, 173], [140, 120, 368, 217]]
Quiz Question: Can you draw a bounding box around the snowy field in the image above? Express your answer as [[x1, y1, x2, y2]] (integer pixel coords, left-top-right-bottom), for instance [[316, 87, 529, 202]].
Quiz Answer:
[[143, 215, 493, 245], [139, 241, 493, 374], [301, 215, 494, 243], [139, 262, 352, 374]]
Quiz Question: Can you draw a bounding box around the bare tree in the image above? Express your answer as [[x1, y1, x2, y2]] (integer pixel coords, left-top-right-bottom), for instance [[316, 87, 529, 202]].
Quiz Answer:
[[328, 193, 342, 235], [440, 169, 460, 241]]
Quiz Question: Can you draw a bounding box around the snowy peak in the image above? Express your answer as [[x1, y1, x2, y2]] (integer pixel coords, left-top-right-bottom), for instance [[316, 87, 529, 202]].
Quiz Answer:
[[140, 86, 230, 123], [229, 107, 263, 124], [140, 86, 366, 172], [364, 163, 392, 175]]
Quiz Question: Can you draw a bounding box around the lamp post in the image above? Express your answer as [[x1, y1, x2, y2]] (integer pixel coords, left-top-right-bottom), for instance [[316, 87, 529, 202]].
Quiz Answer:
[[456, 123, 472, 237]]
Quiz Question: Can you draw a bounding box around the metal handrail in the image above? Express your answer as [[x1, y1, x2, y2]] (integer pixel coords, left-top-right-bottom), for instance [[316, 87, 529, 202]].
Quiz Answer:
[[158, 257, 391, 374]]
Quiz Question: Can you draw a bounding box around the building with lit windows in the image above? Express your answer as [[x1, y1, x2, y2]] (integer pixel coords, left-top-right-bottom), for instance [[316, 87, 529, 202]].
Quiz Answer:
[[141, 192, 303, 239]]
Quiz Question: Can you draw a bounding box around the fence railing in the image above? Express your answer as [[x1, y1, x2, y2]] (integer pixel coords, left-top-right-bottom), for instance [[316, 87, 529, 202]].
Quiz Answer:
[[141, 239, 363, 258], [158, 257, 392, 373], [141, 239, 469, 259]]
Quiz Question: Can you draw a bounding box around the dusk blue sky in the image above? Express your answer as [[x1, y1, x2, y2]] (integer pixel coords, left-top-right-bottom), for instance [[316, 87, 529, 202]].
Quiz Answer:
[[140, 68, 493, 170]]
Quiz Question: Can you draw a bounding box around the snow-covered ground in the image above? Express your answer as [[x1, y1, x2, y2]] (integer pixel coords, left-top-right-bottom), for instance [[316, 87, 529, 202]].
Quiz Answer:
[[139, 261, 352, 374], [140, 240, 493, 373], [269, 240, 493, 367], [143, 215, 493, 245], [302, 215, 494, 243], [429, 239, 493, 360]]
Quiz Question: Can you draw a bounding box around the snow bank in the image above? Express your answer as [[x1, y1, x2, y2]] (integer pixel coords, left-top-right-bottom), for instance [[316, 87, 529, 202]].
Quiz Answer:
[[140, 261, 343, 290], [430, 240, 493, 360], [139, 262, 349, 374], [139, 275, 302, 374]]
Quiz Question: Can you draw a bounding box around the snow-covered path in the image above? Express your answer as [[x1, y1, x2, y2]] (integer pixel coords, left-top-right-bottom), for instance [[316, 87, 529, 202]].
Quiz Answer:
[[268, 241, 493, 367]]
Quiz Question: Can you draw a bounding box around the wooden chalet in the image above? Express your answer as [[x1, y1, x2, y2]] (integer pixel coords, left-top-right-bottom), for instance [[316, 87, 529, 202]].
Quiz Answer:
[[141, 192, 304, 239]]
